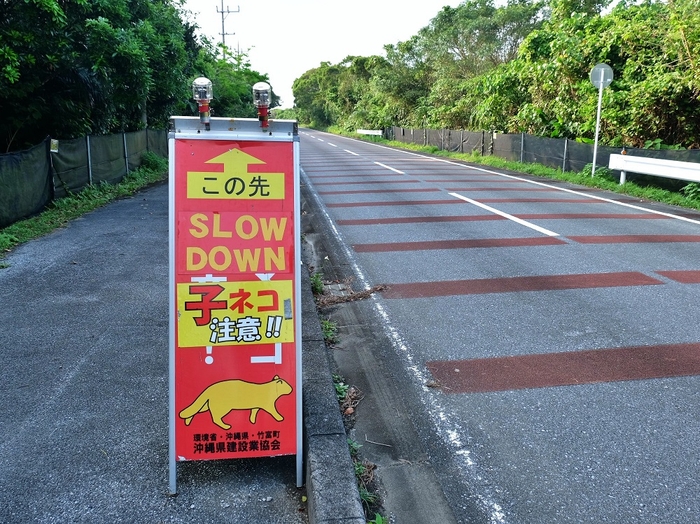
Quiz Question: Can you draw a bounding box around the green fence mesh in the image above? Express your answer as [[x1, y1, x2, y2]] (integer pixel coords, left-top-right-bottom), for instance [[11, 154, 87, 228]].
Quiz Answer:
[[0, 130, 167, 228], [0, 140, 52, 228]]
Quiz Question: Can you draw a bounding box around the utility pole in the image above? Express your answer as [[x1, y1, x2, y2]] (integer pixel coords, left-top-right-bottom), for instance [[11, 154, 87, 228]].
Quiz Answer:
[[216, 1, 240, 56]]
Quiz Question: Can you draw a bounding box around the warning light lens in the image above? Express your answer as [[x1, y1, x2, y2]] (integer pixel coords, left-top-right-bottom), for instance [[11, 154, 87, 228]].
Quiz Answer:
[[253, 82, 271, 107], [192, 77, 213, 102]]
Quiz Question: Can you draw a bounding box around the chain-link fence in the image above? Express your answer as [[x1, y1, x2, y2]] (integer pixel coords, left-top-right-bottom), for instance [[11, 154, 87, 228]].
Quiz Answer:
[[0, 129, 167, 228], [390, 127, 700, 182]]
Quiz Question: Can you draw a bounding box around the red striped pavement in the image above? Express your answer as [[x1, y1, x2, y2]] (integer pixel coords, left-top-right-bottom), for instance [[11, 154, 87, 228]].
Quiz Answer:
[[318, 188, 441, 195], [382, 272, 663, 299], [571, 235, 700, 244], [657, 270, 700, 283], [353, 237, 566, 252], [336, 213, 667, 226], [427, 343, 700, 393]]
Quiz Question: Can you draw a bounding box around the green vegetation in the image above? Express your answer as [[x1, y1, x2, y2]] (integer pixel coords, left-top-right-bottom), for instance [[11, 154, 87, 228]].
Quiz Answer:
[[0, 152, 167, 262], [0, 0, 278, 152], [333, 379, 380, 521], [293, 0, 700, 149], [272, 107, 300, 121], [310, 271, 325, 295], [333, 374, 350, 402], [355, 462, 379, 507], [681, 183, 700, 201], [321, 319, 339, 345], [347, 438, 380, 513]]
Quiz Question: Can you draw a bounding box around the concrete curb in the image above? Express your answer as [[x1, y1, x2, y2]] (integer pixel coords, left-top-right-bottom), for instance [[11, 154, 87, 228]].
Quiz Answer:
[[301, 268, 366, 524]]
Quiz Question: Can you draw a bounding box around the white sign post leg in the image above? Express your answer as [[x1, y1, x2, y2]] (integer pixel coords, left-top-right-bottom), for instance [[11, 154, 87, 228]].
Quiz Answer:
[[592, 68, 605, 177]]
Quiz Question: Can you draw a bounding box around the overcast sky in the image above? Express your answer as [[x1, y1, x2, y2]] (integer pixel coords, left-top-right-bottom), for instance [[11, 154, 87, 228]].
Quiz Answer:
[[182, 0, 463, 108]]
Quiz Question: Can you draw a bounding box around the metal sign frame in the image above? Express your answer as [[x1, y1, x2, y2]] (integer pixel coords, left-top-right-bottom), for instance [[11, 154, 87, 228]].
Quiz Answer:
[[168, 116, 302, 494]]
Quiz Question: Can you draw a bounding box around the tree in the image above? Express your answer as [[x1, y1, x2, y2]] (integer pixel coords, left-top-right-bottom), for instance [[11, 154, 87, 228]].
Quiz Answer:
[[0, 0, 247, 151], [290, 0, 700, 147], [548, 0, 611, 20], [201, 49, 279, 119], [292, 62, 344, 127], [0, 0, 90, 150]]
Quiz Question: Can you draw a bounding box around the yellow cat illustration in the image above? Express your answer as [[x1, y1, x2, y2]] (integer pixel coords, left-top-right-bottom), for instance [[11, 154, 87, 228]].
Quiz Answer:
[[179, 375, 293, 430]]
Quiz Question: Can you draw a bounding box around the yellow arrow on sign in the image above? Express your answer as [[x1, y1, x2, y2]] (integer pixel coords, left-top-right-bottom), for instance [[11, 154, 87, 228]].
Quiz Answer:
[[206, 149, 266, 168], [187, 148, 285, 200]]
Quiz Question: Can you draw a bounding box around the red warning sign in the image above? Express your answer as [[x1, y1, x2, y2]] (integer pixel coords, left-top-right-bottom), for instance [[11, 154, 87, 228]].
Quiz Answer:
[[170, 133, 300, 462]]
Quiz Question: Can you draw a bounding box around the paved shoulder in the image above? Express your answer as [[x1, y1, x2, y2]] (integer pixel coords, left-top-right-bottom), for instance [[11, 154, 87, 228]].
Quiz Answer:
[[0, 184, 308, 524]]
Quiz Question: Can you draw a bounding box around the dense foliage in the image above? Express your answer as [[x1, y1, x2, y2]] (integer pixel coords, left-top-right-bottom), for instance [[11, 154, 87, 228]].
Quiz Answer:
[[0, 0, 277, 152], [292, 0, 700, 148]]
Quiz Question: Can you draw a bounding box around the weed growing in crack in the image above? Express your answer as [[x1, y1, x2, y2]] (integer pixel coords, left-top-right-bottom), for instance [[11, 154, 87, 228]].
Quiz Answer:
[[310, 271, 324, 295], [333, 374, 365, 415], [341, 393, 381, 520], [359, 482, 379, 508], [347, 439, 380, 513], [333, 374, 350, 402], [315, 283, 388, 308], [348, 437, 361, 458], [321, 318, 338, 345], [341, 385, 363, 416]]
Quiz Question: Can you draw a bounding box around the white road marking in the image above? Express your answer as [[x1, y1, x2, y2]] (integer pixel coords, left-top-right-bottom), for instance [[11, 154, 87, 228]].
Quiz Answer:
[[374, 161, 405, 174], [321, 135, 700, 226], [301, 165, 510, 524], [481, 169, 700, 226], [449, 192, 560, 237]]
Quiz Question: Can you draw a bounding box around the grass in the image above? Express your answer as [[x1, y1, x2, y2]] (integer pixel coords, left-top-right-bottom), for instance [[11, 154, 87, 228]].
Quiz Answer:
[[0, 152, 168, 264], [310, 271, 325, 295]]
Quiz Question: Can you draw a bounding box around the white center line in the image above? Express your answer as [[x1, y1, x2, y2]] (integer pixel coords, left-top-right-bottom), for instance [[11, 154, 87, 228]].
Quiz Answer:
[[337, 137, 700, 225], [374, 161, 405, 175], [449, 192, 560, 237], [344, 149, 359, 156]]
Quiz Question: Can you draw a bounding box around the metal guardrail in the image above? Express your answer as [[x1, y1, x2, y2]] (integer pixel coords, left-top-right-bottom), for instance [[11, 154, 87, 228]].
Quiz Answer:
[[609, 154, 700, 185]]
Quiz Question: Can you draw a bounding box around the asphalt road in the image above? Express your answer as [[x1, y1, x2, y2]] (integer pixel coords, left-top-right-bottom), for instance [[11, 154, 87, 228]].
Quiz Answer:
[[299, 130, 700, 523], [0, 183, 308, 523]]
